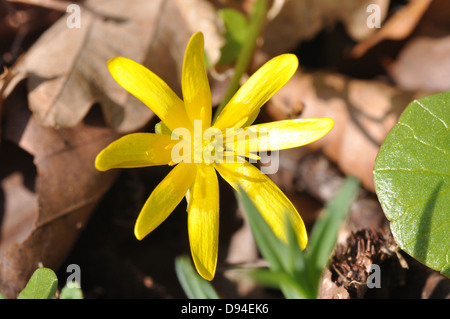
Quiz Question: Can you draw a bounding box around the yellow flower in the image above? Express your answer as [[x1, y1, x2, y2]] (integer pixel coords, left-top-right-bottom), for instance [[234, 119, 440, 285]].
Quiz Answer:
[[95, 32, 334, 281]]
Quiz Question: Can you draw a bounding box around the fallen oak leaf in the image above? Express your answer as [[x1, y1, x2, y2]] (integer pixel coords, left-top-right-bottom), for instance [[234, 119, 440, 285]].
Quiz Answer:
[[0, 80, 119, 298], [0, 142, 37, 250], [13, 0, 223, 133], [0, 0, 225, 298], [17, 0, 164, 132], [0, 0, 224, 297]]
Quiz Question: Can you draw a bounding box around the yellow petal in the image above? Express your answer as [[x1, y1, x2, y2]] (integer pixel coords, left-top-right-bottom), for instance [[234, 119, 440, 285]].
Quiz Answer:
[[213, 54, 298, 131], [215, 161, 307, 249], [107, 57, 192, 132], [95, 133, 174, 171], [242, 108, 260, 127], [187, 165, 219, 281], [226, 118, 334, 153], [182, 32, 212, 131], [134, 163, 196, 240]]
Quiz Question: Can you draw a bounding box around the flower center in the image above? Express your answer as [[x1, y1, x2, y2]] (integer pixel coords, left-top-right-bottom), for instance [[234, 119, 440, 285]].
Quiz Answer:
[[194, 133, 224, 164], [170, 122, 228, 165]]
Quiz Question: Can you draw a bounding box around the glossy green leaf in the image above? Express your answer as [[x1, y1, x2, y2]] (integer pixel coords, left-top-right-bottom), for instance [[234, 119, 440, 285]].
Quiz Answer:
[[374, 91, 450, 277], [175, 255, 219, 299], [17, 268, 58, 299]]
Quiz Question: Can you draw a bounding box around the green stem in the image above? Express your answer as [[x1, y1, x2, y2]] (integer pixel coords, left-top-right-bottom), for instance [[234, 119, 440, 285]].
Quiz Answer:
[[212, 0, 268, 122]]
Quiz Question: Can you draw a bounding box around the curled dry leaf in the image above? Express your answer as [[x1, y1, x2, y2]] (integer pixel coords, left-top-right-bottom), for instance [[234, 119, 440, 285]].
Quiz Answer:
[[261, 0, 390, 56], [0, 69, 11, 138], [385, 0, 450, 92], [265, 70, 428, 192], [0, 81, 119, 298], [16, 0, 163, 132], [15, 0, 222, 133], [387, 35, 450, 92], [351, 0, 433, 58], [0, 0, 223, 298]]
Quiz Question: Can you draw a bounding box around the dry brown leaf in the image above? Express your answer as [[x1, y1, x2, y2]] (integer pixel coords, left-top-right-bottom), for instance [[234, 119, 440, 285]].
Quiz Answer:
[[385, 0, 450, 92], [0, 0, 224, 298], [387, 35, 450, 92], [351, 0, 433, 58], [16, 0, 164, 132], [0, 142, 37, 250], [265, 70, 427, 192], [261, 0, 390, 56], [0, 68, 11, 139], [174, 0, 224, 65], [0, 80, 119, 298], [15, 0, 222, 133]]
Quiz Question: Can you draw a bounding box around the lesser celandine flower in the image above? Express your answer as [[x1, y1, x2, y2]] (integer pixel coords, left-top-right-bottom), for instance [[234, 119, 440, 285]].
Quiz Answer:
[[95, 32, 334, 281]]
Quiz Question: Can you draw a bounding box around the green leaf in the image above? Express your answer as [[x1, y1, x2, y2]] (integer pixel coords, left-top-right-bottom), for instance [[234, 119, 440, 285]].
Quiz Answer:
[[308, 176, 360, 274], [250, 269, 308, 299], [284, 214, 323, 299], [217, 8, 249, 66], [374, 91, 450, 277], [285, 213, 306, 276], [236, 186, 316, 299], [175, 255, 220, 299], [17, 268, 58, 299], [248, 268, 291, 289], [237, 178, 359, 299], [294, 176, 359, 298], [60, 281, 84, 299]]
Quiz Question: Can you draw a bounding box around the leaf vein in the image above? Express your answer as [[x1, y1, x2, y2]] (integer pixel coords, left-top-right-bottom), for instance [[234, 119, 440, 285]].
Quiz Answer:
[[398, 122, 449, 156], [415, 100, 449, 130], [375, 167, 450, 177]]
